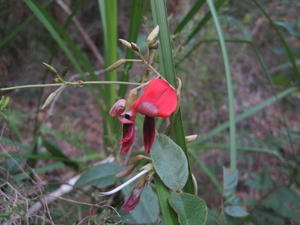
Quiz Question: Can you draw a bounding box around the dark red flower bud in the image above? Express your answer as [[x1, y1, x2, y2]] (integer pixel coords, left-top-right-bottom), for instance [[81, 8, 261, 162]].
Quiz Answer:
[[109, 99, 126, 117], [143, 116, 155, 153], [121, 182, 146, 211]]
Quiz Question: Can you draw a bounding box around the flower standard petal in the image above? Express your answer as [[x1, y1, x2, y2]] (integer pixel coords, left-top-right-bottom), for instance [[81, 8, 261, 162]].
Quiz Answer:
[[133, 78, 178, 118]]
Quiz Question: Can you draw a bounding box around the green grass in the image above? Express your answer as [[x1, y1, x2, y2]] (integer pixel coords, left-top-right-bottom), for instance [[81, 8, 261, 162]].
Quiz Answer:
[[206, 0, 237, 171]]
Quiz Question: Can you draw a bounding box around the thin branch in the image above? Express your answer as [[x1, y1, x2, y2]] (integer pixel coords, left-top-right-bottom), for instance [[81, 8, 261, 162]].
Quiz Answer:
[[0, 80, 141, 91]]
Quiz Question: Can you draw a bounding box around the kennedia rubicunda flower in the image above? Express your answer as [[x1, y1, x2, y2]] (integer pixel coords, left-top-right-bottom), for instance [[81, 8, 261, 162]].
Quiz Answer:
[[132, 78, 177, 152], [110, 78, 177, 153]]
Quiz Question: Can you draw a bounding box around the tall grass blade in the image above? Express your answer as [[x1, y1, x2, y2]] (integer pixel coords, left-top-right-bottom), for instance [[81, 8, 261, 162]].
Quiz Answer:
[[151, 0, 194, 194], [190, 145, 282, 159], [98, 0, 118, 106], [174, 0, 206, 34], [64, 0, 87, 28], [185, 0, 227, 45], [189, 87, 297, 146], [206, 0, 237, 171], [98, 0, 121, 148], [119, 0, 145, 96]]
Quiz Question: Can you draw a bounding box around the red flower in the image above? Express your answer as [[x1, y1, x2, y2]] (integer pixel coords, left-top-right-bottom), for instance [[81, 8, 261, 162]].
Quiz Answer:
[[110, 78, 177, 153], [132, 78, 177, 152]]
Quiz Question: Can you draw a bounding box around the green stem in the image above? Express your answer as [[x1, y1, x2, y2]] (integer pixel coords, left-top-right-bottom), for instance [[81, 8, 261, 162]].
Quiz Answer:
[[1, 81, 141, 91]]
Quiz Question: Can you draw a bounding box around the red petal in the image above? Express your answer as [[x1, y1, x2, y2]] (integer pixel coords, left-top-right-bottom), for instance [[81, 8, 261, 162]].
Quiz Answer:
[[133, 79, 177, 118], [143, 116, 155, 153], [120, 123, 135, 153]]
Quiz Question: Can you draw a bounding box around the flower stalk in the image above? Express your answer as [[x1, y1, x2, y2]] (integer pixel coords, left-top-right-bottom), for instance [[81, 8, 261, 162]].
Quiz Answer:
[[0, 80, 141, 92]]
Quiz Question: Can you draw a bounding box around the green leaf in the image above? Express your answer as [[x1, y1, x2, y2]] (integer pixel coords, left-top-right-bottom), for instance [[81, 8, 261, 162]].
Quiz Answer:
[[75, 163, 122, 188], [121, 185, 160, 224], [151, 134, 188, 190], [223, 168, 238, 198], [263, 188, 300, 221], [168, 192, 208, 225], [224, 206, 248, 218]]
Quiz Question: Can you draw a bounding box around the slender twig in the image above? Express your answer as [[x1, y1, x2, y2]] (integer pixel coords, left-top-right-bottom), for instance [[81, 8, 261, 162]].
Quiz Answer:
[[0, 80, 141, 91], [131, 50, 162, 77]]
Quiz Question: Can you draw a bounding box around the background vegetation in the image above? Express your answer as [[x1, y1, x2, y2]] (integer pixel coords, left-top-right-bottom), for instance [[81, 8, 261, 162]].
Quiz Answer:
[[0, 0, 299, 224]]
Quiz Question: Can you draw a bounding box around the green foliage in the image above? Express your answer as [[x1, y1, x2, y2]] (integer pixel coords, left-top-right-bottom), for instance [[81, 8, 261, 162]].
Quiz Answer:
[[121, 185, 160, 224], [75, 162, 122, 188], [223, 168, 238, 198], [1, 0, 300, 224], [151, 134, 189, 190], [168, 192, 208, 225], [42, 138, 79, 170]]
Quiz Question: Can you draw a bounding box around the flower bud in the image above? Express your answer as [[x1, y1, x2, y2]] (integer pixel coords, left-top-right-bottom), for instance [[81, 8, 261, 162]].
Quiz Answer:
[[42, 62, 58, 75], [106, 59, 127, 72], [109, 99, 126, 117], [119, 39, 132, 49], [147, 25, 159, 46], [149, 40, 160, 49], [185, 134, 198, 142], [130, 42, 140, 52], [121, 180, 147, 211]]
